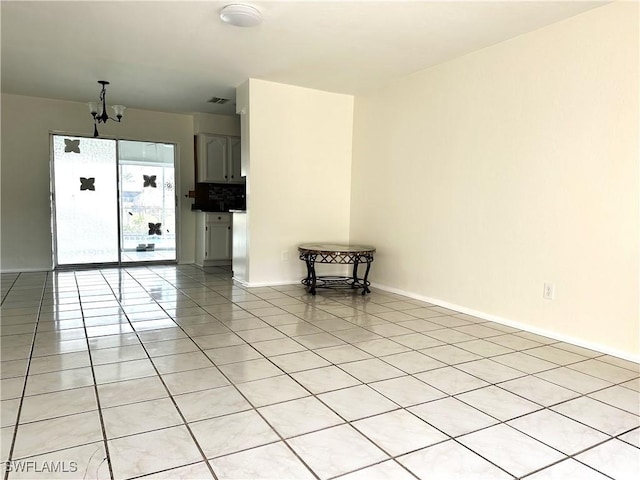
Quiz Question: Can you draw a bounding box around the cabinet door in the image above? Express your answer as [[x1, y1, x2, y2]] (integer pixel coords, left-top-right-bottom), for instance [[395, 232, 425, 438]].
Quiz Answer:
[[198, 135, 227, 182], [206, 223, 231, 261], [228, 137, 243, 183]]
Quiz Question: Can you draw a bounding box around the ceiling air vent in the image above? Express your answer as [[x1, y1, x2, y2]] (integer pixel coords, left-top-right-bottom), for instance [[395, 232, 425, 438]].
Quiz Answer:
[[207, 97, 230, 105]]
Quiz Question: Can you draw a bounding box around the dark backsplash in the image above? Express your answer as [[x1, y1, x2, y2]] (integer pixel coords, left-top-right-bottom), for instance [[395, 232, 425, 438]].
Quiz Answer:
[[193, 183, 246, 212]]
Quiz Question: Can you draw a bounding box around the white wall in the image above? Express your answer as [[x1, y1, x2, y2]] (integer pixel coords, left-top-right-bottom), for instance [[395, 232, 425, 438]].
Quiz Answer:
[[243, 79, 354, 285], [350, 3, 639, 359], [193, 113, 240, 136], [0, 94, 195, 270]]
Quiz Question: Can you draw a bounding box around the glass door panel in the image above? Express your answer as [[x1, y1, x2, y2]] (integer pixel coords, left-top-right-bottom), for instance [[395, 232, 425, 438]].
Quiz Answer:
[[52, 136, 119, 265], [118, 141, 176, 262]]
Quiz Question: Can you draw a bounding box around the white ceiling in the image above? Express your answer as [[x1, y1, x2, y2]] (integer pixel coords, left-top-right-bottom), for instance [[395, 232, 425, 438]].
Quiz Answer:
[[1, 0, 605, 116]]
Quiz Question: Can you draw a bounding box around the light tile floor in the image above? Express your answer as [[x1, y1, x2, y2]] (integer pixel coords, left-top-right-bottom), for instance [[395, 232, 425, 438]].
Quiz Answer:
[[1, 265, 639, 480]]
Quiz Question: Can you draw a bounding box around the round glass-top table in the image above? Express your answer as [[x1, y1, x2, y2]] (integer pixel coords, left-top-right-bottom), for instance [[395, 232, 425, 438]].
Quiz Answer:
[[298, 243, 376, 295]]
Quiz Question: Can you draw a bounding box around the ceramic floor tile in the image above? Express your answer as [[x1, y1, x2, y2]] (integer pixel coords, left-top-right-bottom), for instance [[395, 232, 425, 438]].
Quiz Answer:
[[31, 338, 88, 357], [1, 377, 25, 400], [151, 351, 213, 374], [1, 425, 13, 460], [97, 375, 168, 408], [339, 358, 405, 383], [455, 359, 526, 384], [269, 350, 330, 373], [218, 358, 283, 383], [568, 358, 639, 383], [108, 425, 203, 479], [525, 459, 610, 480], [317, 385, 399, 421], [251, 337, 307, 357], [203, 344, 263, 366], [588, 385, 640, 415], [456, 385, 541, 421], [353, 409, 448, 456], [498, 375, 580, 407], [551, 396, 640, 435], [6, 442, 110, 480], [420, 345, 482, 365], [415, 366, 489, 395], [1, 399, 20, 428], [23, 367, 94, 396], [575, 439, 640, 480], [102, 397, 183, 438], [331, 327, 382, 343], [210, 442, 315, 480], [93, 358, 157, 384], [291, 366, 360, 394], [235, 374, 309, 407], [1, 359, 29, 379], [12, 410, 103, 459], [508, 409, 608, 455], [409, 396, 498, 437], [181, 322, 230, 337], [391, 333, 444, 350], [173, 386, 252, 422], [458, 424, 564, 478], [336, 460, 415, 480], [293, 332, 345, 349], [313, 344, 373, 364], [369, 375, 446, 407], [379, 350, 446, 374], [19, 386, 97, 423], [353, 338, 410, 357], [162, 366, 229, 395], [618, 428, 640, 448], [287, 424, 388, 480], [525, 345, 587, 365], [90, 344, 148, 365], [190, 409, 279, 458], [258, 396, 344, 438], [398, 439, 514, 480], [143, 338, 201, 358], [491, 351, 556, 374], [535, 367, 612, 394], [141, 462, 214, 479]]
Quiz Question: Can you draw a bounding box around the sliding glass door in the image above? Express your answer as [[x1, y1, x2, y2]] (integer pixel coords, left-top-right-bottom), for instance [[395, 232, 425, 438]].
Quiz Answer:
[[51, 135, 176, 267], [118, 141, 176, 262]]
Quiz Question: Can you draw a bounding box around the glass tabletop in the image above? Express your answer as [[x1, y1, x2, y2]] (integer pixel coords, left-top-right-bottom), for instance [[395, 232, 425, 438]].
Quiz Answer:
[[298, 243, 376, 254]]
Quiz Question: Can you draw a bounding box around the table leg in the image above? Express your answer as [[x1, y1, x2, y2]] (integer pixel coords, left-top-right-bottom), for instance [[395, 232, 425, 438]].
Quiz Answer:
[[352, 260, 359, 289], [305, 256, 317, 295], [361, 256, 372, 295]]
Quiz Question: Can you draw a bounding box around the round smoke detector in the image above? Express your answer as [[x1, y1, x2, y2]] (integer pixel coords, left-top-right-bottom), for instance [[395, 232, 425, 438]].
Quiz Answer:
[[220, 4, 262, 27]]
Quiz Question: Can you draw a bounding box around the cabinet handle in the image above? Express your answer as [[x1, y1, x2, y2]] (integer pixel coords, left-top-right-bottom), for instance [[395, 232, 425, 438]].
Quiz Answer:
[[218, 216, 222, 220]]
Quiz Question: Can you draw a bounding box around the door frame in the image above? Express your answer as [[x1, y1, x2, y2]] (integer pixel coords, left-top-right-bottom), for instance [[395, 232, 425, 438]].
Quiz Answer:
[[50, 132, 180, 268]]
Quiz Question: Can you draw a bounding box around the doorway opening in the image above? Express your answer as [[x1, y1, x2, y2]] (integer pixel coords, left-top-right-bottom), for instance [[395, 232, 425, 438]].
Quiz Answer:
[[51, 135, 177, 267]]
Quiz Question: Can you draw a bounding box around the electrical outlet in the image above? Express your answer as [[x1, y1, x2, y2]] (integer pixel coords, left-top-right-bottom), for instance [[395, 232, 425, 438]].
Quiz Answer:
[[543, 282, 555, 300]]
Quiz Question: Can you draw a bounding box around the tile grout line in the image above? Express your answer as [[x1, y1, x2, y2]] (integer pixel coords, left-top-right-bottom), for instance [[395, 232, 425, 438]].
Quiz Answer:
[[3, 272, 48, 480], [75, 271, 115, 480]]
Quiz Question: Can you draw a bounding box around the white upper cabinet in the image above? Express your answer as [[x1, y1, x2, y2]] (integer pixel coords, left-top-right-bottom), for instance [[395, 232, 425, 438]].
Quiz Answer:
[[197, 134, 244, 184]]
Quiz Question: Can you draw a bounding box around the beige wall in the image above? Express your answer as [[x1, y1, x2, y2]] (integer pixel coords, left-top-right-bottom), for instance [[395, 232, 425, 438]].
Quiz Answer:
[[350, 3, 639, 359], [244, 79, 354, 285], [1, 94, 195, 270]]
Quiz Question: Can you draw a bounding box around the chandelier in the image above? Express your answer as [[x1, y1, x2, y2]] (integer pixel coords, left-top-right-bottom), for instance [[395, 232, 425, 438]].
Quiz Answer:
[[87, 80, 125, 138]]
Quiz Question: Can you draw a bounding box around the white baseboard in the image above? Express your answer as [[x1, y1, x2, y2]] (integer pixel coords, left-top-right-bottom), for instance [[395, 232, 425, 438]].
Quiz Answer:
[[371, 282, 640, 364], [0, 267, 50, 274], [237, 279, 300, 288]]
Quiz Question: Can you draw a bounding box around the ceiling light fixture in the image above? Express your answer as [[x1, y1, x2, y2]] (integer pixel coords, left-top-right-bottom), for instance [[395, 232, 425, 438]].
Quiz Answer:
[[219, 4, 262, 27], [87, 80, 125, 138]]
